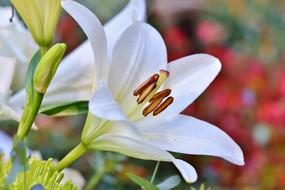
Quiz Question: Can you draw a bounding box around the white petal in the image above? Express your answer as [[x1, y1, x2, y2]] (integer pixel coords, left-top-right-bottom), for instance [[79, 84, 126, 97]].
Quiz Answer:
[[172, 159, 197, 183], [137, 114, 244, 166], [0, 131, 13, 160], [0, 56, 16, 97], [161, 54, 221, 116], [62, 0, 108, 84], [104, 0, 146, 56], [89, 84, 127, 121], [89, 121, 198, 183], [109, 22, 167, 115], [89, 134, 172, 161]]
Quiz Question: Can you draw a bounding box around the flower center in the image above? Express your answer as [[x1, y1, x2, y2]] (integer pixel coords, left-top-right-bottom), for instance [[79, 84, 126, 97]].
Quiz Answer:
[[133, 70, 173, 116]]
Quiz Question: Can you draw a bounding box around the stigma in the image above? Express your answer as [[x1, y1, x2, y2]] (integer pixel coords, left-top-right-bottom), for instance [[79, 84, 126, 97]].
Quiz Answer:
[[133, 70, 174, 116]]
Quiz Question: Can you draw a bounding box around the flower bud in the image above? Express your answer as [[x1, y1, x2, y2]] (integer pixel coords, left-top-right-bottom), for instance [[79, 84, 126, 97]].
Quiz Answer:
[[11, 0, 61, 47], [34, 43, 66, 94]]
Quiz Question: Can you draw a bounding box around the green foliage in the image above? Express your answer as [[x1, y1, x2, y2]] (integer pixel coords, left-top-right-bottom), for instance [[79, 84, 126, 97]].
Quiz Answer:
[[40, 101, 88, 117], [0, 156, 77, 190], [17, 50, 44, 140], [126, 173, 159, 190]]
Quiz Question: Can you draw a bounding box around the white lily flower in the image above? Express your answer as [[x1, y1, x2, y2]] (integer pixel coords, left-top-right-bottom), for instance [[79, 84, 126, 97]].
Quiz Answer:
[[9, 0, 146, 107], [61, 0, 244, 183], [0, 7, 37, 91]]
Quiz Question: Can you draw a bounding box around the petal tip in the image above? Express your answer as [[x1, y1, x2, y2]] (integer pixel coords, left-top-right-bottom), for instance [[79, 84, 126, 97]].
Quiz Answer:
[[172, 159, 198, 183], [199, 53, 222, 72]]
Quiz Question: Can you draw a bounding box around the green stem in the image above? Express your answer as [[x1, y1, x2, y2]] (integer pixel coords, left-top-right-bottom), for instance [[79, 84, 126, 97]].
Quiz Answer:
[[17, 92, 43, 141], [84, 169, 105, 190], [150, 161, 160, 184], [40, 46, 48, 56], [55, 143, 87, 171]]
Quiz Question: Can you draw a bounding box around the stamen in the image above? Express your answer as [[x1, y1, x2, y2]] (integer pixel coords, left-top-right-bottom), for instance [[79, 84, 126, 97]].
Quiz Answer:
[[132, 70, 173, 118], [137, 83, 156, 104], [133, 74, 159, 96], [153, 96, 174, 116], [143, 96, 164, 116], [149, 89, 171, 102]]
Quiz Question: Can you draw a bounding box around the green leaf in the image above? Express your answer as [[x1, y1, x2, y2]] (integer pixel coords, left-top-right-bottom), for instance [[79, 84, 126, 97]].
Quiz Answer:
[[40, 101, 88, 117], [26, 50, 41, 98], [17, 51, 44, 140], [127, 173, 159, 190]]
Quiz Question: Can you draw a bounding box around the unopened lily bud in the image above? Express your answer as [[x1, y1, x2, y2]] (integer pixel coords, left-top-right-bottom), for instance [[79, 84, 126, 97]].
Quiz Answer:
[[34, 43, 66, 94], [11, 0, 61, 47]]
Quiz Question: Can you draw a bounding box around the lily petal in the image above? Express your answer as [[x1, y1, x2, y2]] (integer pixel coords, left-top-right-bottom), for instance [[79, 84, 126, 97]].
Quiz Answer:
[[137, 114, 244, 165], [45, 0, 146, 104], [62, 0, 108, 85], [89, 131, 198, 182], [0, 56, 16, 97], [161, 54, 221, 116], [89, 22, 167, 120], [172, 159, 197, 183], [104, 22, 166, 117], [89, 84, 127, 121], [104, 0, 146, 56], [89, 134, 171, 161]]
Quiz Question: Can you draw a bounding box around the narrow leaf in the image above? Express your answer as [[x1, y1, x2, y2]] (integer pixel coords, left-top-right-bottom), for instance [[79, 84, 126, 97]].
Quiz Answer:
[[40, 101, 88, 116], [127, 173, 159, 190]]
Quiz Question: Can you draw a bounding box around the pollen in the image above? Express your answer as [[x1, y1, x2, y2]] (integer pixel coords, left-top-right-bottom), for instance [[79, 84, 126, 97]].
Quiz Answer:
[[137, 83, 156, 104], [133, 70, 174, 116], [143, 96, 164, 116], [153, 96, 174, 116], [149, 89, 171, 102], [133, 74, 159, 96]]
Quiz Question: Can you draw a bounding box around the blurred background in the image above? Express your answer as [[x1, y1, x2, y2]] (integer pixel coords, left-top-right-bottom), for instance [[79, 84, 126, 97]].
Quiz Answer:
[[1, 0, 285, 189]]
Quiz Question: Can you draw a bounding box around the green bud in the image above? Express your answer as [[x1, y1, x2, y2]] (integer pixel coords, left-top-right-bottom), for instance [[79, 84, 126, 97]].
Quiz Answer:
[[11, 0, 61, 47], [34, 43, 66, 94]]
